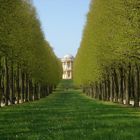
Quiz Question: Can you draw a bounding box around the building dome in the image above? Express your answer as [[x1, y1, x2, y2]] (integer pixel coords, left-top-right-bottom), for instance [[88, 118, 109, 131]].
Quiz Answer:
[[63, 54, 74, 59], [61, 54, 74, 79]]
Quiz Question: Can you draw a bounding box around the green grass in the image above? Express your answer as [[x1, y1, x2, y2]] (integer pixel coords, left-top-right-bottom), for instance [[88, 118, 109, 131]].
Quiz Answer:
[[57, 79, 76, 90], [0, 90, 140, 140]]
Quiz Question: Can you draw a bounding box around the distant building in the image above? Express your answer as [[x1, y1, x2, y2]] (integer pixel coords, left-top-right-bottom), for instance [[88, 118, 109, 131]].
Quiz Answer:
[[61, 54, 74, 79]]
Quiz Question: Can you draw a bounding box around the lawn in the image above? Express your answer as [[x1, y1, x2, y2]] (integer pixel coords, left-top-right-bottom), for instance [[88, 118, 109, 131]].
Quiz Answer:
[[0, 90, 140, 140]]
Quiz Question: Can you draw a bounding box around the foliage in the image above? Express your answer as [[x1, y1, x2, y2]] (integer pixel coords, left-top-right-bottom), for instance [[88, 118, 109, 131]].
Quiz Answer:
[[74, 0, 140, 106], [0, 0, 62, 105]]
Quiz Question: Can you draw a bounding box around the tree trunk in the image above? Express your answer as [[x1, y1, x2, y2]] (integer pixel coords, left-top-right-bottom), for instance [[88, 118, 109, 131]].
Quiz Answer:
[[95, 83, 98, 99], [102, 81, 105, 100], [21, 71, 25, 103], [97, 82, 103, 100], [107, 74, 110, 101], [38, 84, 41, 99], [110, 74, 113, 102], [110, 75, 115, 102], [16, 65, 20, 104], [131, 69, 135, 101], [5, 57, 10, 106], [29, 79, 33, 101], [10, 62, 15, 104], [134, 65, 139, 107], [125, 65, 131, 105], [0, 77, 2, 107], [92, 86, 94, 98], [0, 57, 3, 107], [0, 76, 2, 106], [119, 66, 124, 104], [25, 73, 29, 102], [105, 80, 108, 101], [113, 69, 119, 102]]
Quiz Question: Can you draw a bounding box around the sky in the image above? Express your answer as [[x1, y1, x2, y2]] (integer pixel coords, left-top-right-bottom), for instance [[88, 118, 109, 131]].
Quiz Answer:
[[32, 0, 91, 58]]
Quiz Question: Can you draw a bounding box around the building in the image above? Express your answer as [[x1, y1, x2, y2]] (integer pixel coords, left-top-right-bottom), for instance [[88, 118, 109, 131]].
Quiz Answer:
[[61, 54, 74, 79]]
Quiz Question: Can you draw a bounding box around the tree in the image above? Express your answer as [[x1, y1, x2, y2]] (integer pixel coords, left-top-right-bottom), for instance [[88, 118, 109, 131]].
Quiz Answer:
[[0, 0, 62, 106], [74, 0, 140, 107]]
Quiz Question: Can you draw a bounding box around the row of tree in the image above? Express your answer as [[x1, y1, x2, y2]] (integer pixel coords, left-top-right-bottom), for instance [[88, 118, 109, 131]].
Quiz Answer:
[[0, 0, 62, 106], [74, 0, 140, 106]]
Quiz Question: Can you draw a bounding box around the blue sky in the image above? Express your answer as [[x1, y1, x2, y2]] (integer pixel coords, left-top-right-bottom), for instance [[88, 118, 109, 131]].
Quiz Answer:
[[32, 0, 91, 58]]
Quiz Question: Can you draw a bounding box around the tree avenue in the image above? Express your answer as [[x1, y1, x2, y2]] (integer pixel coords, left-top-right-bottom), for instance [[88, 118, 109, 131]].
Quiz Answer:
[[0, 0, 62, 106], [74, 0, 140, 107]]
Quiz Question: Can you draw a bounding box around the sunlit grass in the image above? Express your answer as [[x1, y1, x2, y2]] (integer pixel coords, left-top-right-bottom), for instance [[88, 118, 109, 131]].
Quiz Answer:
[[0, 90, 140, 140]]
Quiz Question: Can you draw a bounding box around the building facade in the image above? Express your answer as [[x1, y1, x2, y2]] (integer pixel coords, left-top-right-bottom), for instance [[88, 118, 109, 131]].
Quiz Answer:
[[61, 54, 74, 79]]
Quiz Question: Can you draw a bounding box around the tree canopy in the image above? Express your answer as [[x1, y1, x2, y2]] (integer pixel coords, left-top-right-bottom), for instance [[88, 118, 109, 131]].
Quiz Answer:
[[74, 0, 140, 106], [0, 0, 62, 105]]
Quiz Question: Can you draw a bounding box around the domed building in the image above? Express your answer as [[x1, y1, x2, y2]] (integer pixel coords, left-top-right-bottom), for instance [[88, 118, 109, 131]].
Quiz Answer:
[[61, 54, 74, 79]]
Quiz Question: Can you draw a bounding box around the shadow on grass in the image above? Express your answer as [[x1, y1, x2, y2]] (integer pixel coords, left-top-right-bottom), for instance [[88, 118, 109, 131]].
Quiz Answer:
[[0, 90, 140, 140]]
